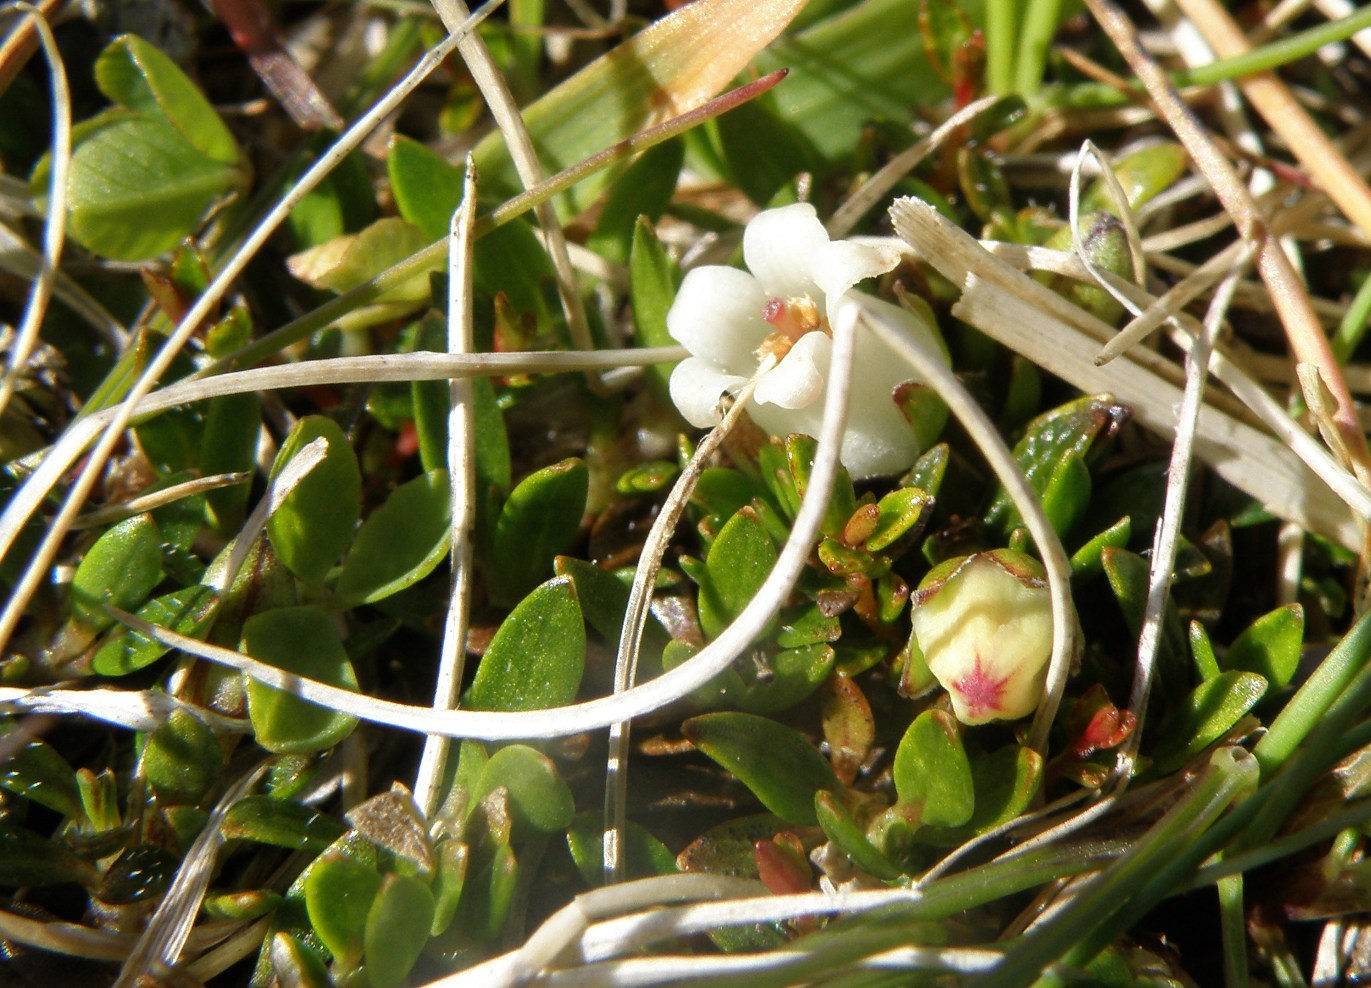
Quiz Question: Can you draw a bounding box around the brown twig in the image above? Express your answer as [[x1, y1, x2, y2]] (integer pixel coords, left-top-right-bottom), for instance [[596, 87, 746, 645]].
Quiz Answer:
[[1082, 0, 1371, 493]]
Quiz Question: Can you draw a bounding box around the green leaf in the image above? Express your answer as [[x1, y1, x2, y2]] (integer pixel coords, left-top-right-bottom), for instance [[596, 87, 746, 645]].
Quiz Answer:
[[984, 396, 1127, 540], [566, 811, 676, 886], [288, 218, 432, 306], [99, 845, 178, 903], [865, 487, 933, 553], [786, 434, 857, 539], [388, 135, 463, 243], [1224, 604, 1303, 692], [554, 556, 669, 659], [683, 712, 840, 826], [222, 795, 349, 853], [242, 607, 360, 754], [71, 513, 163, 629], [1070, 516, 1131, 578], [363, 873, 435, 988], [450, 842, 518, 944], [200, 391, 261, 534], [267, 416, 361, 585], [1102, 547, 1189, 707], [59, 113, 242, 261], [902, 442, 949, 499], [628, 217, 683, 401], [490, 459, 588, 606], [892, 710, 974, 828], [589, 140, 684, 265], [674, 813, 789, 951], [144, 708, 220, 804], [305, 854, 381, 970], [467, 577, 585, 712], [736, 644, 835, 714], [95, 35, 239, 163], [813, 791, 902, 881], [92, 585, 219, 676], [1082, 142, 1189, 215], [707, 98, 817, 206], [470, 745, 575, 835], [0, 725, 82, 818], [338, 470, 452, 605], [429, 839, 469, 936], [1151, 671, 1268, 775], [692, 506, 778, 640], [921, 745, 1044, 845]]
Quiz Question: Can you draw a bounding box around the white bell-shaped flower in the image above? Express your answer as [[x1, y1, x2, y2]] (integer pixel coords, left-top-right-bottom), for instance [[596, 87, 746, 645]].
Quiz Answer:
[[665, 203, 947, 479]]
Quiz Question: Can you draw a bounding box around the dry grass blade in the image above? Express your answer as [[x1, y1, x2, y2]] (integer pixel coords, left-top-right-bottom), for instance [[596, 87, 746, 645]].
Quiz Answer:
[[889, 197, 1364, 552]]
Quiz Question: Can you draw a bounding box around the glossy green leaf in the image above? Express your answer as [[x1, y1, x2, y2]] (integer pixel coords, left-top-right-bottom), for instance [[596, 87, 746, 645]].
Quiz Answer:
[[1151, 671, 1268, 775], [53, 112, 243, 261], [363, 873, 435, 988], [683, 712, 840, 826], [902, 442, 949, 499], [865, 487, 933, 553], [813, 791, 902, 881], [242, 607, 360, 754], [787, 434, 857, 539], [921, 745, 1044, 845], [95, 35, 239, 163], [1103, 547, 1189, 704], [1070, 516, 1131, 577], [1190, 620, 1221, 681], [693, 506, 778, 640], [566, 811, 676, 887], [92, 585, 219, 676], [775, 605, 841, 650], [984, 396, 1126, 539], [674, 813, 789, 951], [305, 854, 381, 970], [470, 745, 574, 835], [268, 933, 333, 988], [222, 795, 348, 853], [1224, 604, 1303, 692], [736, 644, 835, 714], [267, 416, 361, 585], [467, 577, 585, 712], [490, 459, 588, 606], [200, 391, 260, 534], [553, 556, 669, 659], [429, 839, 469, 936], [892, 710, 975, 828], [144, 708, 220, 804], [71, 513, 163, 629], [286, 150, 376, 248], [202, 889, 282, 921], [0, 725, 82, 818], [629, 217, 682, 401], [338, 470, 452, 605], [1082, 142, 1189, 215], [99, 845, 178, 903], [387, 135, 463, 243], [452, 842, 518, 944]]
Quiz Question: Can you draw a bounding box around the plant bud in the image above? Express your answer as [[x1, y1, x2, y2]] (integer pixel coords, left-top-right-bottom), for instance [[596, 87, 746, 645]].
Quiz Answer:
[[910, 549, 1052, 725]]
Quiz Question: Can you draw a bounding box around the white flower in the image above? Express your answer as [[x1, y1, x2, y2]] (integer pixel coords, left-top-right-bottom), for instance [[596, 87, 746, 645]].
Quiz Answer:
[[909, 550, 1053, 726], [666, 203, 948, 479]]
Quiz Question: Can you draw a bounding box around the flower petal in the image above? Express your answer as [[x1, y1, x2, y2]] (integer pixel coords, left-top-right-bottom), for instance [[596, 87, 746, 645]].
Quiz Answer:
[[754, 331, 829, 410], [668, 357, 748, 428], [667, 266, 771, 370], [812, 240, 902, 309], [742, 203, 830, 300]]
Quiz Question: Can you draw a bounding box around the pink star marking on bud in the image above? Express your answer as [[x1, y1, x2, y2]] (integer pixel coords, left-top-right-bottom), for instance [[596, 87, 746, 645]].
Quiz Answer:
[[949, 655, 1010, 720]]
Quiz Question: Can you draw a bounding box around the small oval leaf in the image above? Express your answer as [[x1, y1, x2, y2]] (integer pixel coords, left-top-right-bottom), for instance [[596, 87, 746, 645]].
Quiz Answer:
[[467, 577, 585, 713], [337, 470, 452, 604], [267, 417, 361, 585]]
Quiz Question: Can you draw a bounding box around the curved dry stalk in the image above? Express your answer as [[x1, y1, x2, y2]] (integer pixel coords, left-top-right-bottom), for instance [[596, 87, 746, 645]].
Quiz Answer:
[[71, 471, 250, 530], [0, 685, 251, 733], [428, 0, 594, 371], [413, 160, 479, 820], [0, 907, 129, 962], [99, 314, 854, 741], [854, 289, 1077, 757], [0, 2, 67, 424], [0, 1, 503, 657], [602, 355, 776, 885], [113, 761, 270, 988], [1115, 267, 1244, 783], [1083, 0, 1371, 493]]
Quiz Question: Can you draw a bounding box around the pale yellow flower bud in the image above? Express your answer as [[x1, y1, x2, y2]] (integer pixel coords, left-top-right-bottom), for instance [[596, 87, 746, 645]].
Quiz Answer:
[[909, 549, 1052, 725]]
